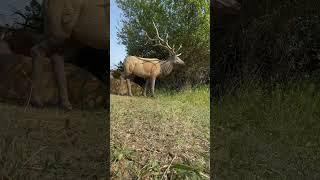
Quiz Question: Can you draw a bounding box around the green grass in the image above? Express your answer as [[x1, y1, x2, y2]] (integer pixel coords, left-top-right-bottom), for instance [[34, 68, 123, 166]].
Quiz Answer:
[[213, 82, 320, 179], [0, 104, 107, 179], [111, 86, 210, 179]]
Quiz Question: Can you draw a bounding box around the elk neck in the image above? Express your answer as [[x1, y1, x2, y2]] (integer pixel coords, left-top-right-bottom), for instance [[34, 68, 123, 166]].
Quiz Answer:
[[160, 60, 173, 76]]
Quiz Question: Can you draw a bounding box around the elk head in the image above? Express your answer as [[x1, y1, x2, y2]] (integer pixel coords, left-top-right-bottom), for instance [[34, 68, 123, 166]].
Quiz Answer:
[[145, 21, 185, 66]]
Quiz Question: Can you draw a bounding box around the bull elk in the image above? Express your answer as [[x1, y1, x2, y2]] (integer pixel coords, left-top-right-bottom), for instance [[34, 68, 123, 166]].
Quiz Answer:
[[120, 21, 185, 97]]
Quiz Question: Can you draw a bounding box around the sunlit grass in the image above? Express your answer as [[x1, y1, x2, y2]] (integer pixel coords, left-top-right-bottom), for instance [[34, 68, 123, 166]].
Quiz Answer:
[[111, 86, 210, 179]]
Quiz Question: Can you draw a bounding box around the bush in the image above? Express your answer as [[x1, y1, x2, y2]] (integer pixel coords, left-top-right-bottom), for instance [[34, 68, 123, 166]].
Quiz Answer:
[[213, 0, 320, 97]]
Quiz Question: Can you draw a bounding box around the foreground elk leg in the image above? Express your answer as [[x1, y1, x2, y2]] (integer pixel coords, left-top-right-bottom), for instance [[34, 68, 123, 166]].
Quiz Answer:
[[143, 78, 149, 97], [51, 53, 72, 110], [30, 41, 48, 107], [119, 74, 125, 95], [150, 76, 156, 97], [126, 78, 133, 96]]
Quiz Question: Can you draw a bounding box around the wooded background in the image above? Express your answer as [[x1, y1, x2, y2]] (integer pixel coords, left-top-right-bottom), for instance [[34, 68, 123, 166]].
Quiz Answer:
[[113, 0, 210, 90], [213, 0, 320, 97], [5, 0, 319, 95]]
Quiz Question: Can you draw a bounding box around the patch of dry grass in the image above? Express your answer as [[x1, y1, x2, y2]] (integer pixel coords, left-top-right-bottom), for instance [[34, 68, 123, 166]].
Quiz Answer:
[[0, 103, 107, 179], [110, 87, 210, 179]]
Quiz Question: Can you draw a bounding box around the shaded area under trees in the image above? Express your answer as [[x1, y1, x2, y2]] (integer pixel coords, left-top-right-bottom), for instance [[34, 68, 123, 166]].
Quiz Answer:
[[213, 0, 320, 97]]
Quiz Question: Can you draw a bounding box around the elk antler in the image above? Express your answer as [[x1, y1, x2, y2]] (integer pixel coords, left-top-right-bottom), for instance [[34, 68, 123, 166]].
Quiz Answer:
[[145, 21, 182, 56]]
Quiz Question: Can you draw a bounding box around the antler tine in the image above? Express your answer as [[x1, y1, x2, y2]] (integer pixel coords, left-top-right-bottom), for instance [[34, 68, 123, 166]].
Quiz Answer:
[[146, 21, 182, 55], [145, 31, 153, 41], [164, 33, 173, 51], [145, 31, 167, 49], [145, 31, 154, 45], [171, 44, 182, 55], [175, 44, 183, 56], [176, 44, 182, 53], [145, 26, 161, 44], [152, 21, 165, 42], [151, 21, 176, 54]]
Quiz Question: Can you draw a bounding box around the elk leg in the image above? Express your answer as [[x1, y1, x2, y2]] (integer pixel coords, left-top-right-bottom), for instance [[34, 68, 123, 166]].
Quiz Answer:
[[30, 41, 49, 107], [119, 74, 125, 95], [150, 77, 156, 97], [51, 53, 72, 110], [126, 78, 133, 96], [143, 79, 149, 97]]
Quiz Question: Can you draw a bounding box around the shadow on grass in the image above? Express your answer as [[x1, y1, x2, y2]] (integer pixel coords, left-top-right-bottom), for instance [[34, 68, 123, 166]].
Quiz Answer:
[[213, 81, 320, 179], [0, 104, 107, 179]]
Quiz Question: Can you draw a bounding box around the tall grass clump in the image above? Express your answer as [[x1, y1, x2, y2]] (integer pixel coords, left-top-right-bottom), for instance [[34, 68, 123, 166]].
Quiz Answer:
[[157, 86, 209, 106], [213, 81, 320, 179], [156, 86, 210, 129]]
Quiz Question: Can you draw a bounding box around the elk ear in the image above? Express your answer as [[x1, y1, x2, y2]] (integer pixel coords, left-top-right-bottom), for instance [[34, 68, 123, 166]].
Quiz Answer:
[[176, 53, 182, 57]]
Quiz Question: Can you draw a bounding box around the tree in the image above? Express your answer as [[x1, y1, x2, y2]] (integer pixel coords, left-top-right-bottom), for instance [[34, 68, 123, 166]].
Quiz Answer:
[[116, 0, 210, 89], [11, 0, 43, 32]]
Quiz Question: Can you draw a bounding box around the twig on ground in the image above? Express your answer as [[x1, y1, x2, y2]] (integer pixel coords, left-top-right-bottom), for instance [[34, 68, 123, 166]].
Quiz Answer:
[[161, 154, 176, 180]]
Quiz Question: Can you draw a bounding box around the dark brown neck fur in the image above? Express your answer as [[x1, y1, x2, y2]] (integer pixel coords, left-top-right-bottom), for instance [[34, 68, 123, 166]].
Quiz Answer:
[[160, 61, 173, 77]]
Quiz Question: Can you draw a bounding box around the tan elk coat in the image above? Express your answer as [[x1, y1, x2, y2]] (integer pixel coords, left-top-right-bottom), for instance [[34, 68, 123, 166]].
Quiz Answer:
[[123, 56, 162, 78]]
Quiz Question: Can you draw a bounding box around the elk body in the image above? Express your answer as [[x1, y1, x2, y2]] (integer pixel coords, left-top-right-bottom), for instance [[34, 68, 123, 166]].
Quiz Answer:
[[120, 22, 185, 97]]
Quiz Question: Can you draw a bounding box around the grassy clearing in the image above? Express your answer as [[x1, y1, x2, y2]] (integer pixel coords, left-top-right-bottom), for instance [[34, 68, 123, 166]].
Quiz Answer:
[[213, 82, 320, 179], [111, 86, 210, 179], [0, 104, 107, 179]]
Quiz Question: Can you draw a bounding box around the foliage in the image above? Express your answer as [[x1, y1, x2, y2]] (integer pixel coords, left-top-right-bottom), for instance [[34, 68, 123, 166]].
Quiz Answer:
[[115, 61, 124, 72], [11, 0, 43, 32], [115, 0, 210, 89], [213, 0, 320, 97], [111, 61, 124, 79]]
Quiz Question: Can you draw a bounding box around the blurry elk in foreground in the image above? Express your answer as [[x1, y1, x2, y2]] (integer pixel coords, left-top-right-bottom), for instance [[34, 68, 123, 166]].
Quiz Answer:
[[120, 21, 185, 97], [30, 0, 110, 111], [0, 30, 106, 109]]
